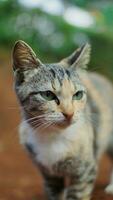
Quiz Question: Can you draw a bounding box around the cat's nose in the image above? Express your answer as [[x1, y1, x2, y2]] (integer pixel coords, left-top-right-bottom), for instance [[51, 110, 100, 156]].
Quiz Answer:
[[62, 112, 74, 121]]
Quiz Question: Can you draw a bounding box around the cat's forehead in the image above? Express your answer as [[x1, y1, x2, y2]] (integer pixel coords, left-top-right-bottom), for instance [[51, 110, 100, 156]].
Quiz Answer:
[[27, 64, 84, 92], [47, 64, 67, 82], [45, 63, 79, 83]]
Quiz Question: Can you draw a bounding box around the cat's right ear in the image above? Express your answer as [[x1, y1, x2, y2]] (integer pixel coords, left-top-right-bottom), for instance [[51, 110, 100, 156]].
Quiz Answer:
[[59, 44, 91, 69], [12, 40, 42, 71]]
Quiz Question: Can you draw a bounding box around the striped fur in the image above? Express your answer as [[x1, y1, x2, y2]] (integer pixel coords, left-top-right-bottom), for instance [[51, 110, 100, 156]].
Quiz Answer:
[[13, 41, 113, 200]]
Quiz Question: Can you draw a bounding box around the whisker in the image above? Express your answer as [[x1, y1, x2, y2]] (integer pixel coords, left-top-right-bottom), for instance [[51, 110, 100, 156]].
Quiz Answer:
[[34, 122, 50, 132], [22, 115, 47, 124]]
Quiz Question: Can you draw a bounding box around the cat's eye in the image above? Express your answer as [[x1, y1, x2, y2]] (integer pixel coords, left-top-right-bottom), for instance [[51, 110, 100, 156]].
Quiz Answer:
[[40, 91, 60, 104], [73, 91, 84, 100]]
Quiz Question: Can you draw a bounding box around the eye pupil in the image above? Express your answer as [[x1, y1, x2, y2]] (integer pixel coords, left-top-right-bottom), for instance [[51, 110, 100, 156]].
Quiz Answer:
[[40, 90, 59, 104], [47, 91, 50, 96], [73, 91, 84, 100], [76, 91, 81, 96]]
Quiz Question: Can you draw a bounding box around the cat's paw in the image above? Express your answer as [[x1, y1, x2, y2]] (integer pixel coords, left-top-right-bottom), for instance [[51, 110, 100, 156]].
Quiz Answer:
[[105, 184, 113, 195]]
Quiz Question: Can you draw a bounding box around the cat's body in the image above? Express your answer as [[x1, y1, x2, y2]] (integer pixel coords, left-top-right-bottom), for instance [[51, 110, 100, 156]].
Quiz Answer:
[[12, 41, 113, 200]]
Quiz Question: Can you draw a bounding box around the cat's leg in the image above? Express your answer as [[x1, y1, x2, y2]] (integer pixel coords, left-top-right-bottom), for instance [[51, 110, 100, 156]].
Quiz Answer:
[[63, 164, 97, 200], [105, 170, 113, 195], [63, 181, 94, 200], [43, 174, 64, 200]]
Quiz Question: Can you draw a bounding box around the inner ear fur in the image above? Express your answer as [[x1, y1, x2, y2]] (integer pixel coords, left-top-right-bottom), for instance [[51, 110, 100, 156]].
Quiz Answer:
[[60, 43, 91, 69], [12, 40, 42, 71]]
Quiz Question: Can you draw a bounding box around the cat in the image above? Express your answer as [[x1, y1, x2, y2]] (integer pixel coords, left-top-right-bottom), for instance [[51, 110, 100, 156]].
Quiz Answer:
[[12, 40, 113, 200]]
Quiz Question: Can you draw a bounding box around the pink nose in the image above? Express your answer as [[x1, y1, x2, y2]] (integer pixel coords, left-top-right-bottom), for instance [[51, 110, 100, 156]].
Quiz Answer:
[[62, 112, 74, 120]]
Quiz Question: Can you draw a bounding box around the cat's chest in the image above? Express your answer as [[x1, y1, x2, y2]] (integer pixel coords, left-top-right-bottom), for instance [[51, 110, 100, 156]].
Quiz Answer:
[[20, 123, 79, 169], [19, 121, 91, 170], [26, 132, 77, 169]]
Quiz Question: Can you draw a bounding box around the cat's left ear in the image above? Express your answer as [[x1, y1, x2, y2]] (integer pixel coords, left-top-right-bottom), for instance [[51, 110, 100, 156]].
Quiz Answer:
[[60, 43, 91, 69], [12, 40, 43, 71]]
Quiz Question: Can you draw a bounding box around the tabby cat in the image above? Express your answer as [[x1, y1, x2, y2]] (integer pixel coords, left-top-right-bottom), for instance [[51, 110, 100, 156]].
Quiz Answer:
[[12, 40, 113, 200]]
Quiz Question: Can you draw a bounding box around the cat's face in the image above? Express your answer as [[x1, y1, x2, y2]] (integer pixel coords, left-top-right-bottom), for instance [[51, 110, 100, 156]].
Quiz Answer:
[[12, 41, 91, 132]]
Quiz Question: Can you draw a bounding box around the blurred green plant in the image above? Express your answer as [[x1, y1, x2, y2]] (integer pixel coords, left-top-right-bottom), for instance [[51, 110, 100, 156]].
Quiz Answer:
[[0, 0, 113, 79]]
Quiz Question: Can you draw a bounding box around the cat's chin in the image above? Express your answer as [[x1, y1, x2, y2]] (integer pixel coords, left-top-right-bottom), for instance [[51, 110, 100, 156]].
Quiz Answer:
[[30, 119, 75, 134], [33, 121, 74, 134], [54, 119, 75, 130]]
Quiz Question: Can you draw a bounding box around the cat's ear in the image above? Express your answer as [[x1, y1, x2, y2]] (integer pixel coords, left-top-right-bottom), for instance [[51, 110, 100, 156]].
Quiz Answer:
[[60, 44, 91, 69], [12, 40, 42, 71]]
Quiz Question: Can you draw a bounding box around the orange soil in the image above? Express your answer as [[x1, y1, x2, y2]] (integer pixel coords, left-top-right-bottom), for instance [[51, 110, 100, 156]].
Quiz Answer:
[[0, 51, 113, 200]]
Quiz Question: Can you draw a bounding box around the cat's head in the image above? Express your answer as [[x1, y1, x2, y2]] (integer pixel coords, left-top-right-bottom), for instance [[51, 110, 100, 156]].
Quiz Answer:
[[12, 40, 91, 132]]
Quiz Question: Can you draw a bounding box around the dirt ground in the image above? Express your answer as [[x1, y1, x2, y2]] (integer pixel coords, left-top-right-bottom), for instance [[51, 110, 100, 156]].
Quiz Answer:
[[0, 50, 113, 200]]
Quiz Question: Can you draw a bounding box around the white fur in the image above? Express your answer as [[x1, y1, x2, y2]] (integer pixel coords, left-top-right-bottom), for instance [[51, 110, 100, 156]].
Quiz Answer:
[[19, 118, 93, 170], [105, 184, 113, 195], [105, 171, 113, 195]]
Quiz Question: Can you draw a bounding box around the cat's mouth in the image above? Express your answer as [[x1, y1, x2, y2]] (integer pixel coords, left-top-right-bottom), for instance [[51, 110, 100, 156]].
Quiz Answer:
[[54, 118, 75, 129], [28, 115, 74, 131]]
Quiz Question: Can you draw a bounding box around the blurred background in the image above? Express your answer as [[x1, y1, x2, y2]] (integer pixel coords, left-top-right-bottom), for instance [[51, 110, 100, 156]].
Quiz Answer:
[[1, 0, 113, 199]]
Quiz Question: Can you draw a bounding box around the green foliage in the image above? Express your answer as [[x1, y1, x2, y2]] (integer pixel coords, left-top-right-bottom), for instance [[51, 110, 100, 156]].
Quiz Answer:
[[0, 0, 113, 79]]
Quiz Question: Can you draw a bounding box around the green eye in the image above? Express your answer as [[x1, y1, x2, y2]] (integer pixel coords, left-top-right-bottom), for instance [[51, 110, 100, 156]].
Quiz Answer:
[[73, 91, 84, 100], [40, 91, 55, 101], [40, 91, 59, 104]]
